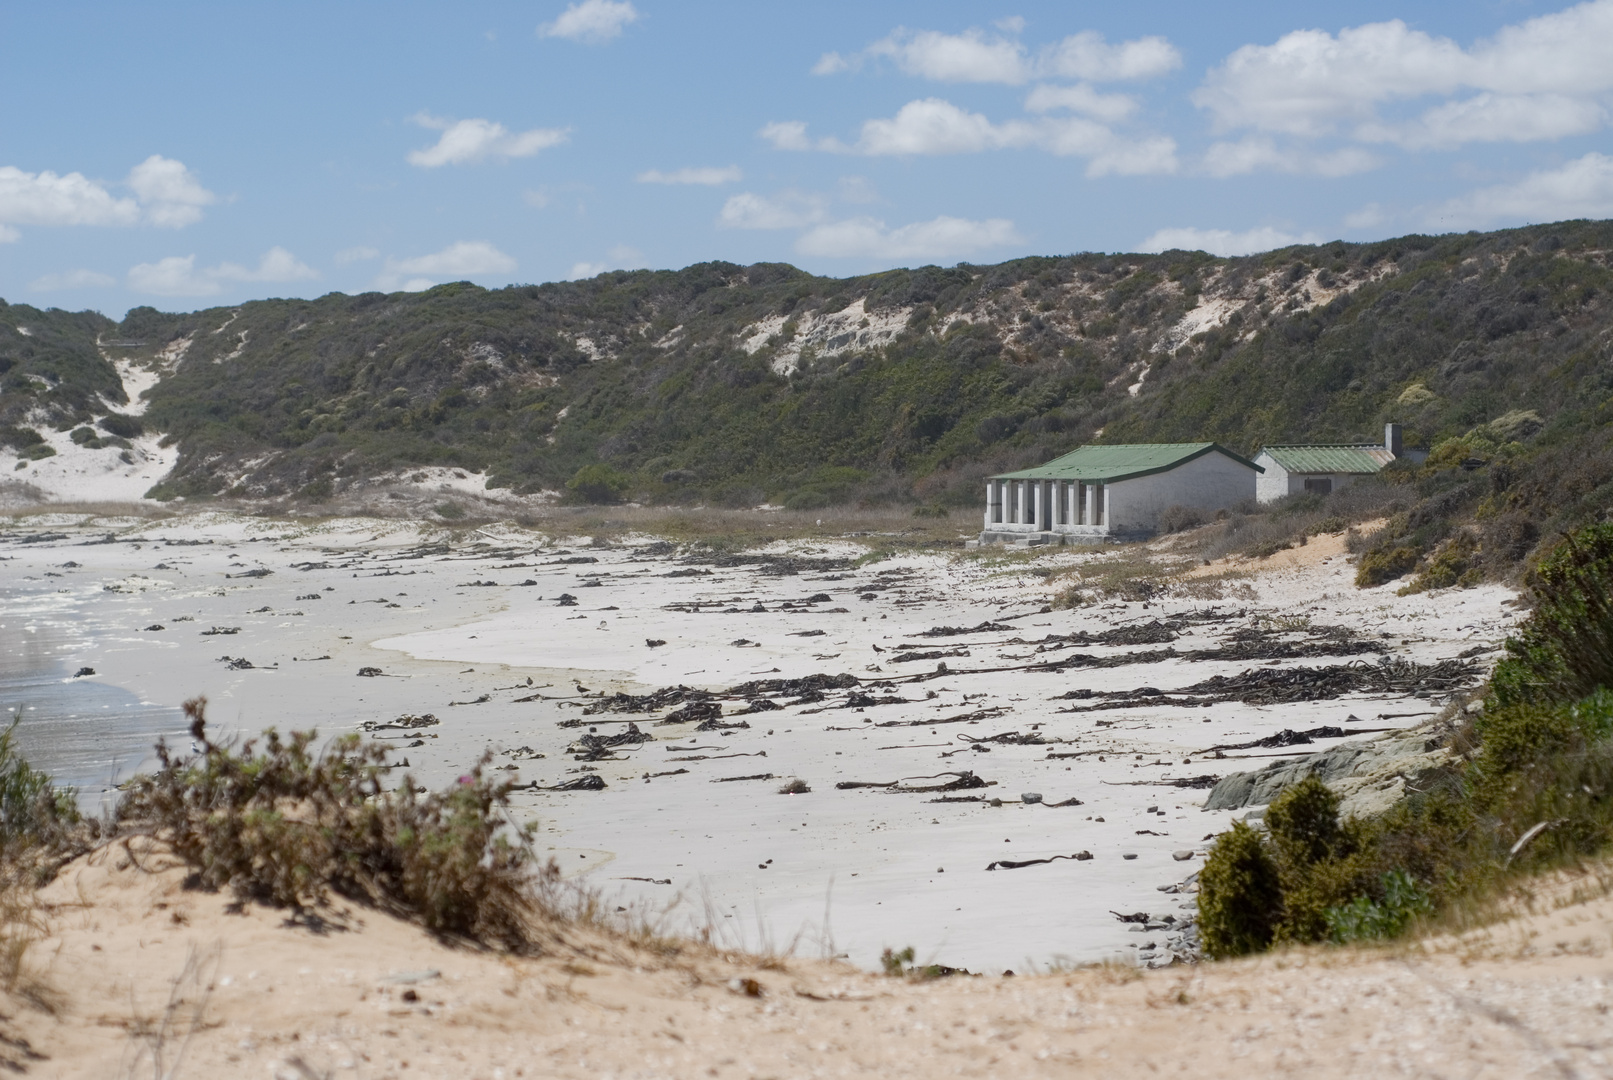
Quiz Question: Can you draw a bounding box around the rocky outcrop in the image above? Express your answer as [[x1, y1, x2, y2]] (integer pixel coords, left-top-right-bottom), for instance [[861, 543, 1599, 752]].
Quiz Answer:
[[1204, 727, 1455, 820]]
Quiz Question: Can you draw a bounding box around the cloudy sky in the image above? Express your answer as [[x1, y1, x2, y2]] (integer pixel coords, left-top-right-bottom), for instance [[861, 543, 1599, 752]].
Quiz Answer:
[[4, 0, 1613, 313]]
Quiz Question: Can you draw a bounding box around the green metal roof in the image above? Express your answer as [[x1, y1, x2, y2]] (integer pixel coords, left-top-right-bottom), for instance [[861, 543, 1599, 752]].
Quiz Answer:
[[1257, 445, 1394, 475], [991, 442, 1262, 483]]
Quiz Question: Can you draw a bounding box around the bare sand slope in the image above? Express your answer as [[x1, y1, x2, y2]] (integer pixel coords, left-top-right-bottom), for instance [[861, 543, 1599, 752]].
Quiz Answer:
[[7, 843, 1611, 1080]]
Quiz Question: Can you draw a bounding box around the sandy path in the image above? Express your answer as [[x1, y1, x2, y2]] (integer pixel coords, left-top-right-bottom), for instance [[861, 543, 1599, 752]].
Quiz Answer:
[[7, 844, 1612, 1079], [0, 514, 1519, 973]]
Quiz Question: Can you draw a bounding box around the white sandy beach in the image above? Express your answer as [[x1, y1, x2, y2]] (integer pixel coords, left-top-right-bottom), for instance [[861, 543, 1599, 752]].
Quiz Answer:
[[0, 512, 1518, 973]]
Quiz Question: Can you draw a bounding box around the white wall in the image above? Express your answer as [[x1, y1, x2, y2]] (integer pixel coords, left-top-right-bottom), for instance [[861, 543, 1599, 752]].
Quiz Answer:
[[1253, 452, 1370, 503], [1107, 451, 1257, 533]]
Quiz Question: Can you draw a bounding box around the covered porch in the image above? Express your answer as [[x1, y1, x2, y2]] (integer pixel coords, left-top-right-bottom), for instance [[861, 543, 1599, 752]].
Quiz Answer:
[[980, 476, 1109, 545]]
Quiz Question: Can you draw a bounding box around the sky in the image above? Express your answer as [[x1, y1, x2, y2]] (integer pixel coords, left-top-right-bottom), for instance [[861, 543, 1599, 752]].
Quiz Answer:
[[3, 0, 1613, 316]]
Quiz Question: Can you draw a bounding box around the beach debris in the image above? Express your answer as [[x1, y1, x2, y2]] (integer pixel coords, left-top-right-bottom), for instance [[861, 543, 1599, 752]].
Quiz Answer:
[[72, 666, 96, 678], [1205, 726, 1347, 752], [731, 638, 759, 647], [225, 568, 271, 579], [586, 685, 714, 715], [726, 672, 858, 698], [568, 723, 649, 760], [987, 852, 1092, 870], [788, 629, 827, 637], [641, 769, 688, 779], [356, 666, 384, 677], [645, 638, 666, 647], [448, 694, 492, 706], [778, 778, 811, 794], [556, 593, 578, 606], [737, 699, 782, 714], [363, 713, 440, 732], [695, 716, 750, 731], [200, 626, 241, 636], [1111, 911, 1150, 923], [1021, 792, 1043, 804], [712, 773, 775, 783], [837, 771, 990, 794], [873, 706, 1010, 730], [292, 654, 331, 661], [889, 648, 970, 664], [1123, 853, 1139, 860], [543, 775, 608, 792], [918, 621, 1013, 637], [296, 593, 321, 601], [218, 656, 254, 670], [1059, 657, 1483, 712], [840, 692, 912, 709], [618, 876, 673, 884], [1173, 850, 1196, 861], [144, 624, 165, 631]]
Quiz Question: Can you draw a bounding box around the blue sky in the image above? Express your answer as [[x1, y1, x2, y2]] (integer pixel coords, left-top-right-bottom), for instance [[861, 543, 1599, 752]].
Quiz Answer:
[[3, 0, 1612, 315]]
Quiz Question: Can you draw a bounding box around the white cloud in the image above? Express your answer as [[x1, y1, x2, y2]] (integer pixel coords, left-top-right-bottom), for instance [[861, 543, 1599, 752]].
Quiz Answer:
[[1434, 152, 1613, 227], [795, 215, 1022, 260], [0, 156, 214, 238], [637, 165, 743, 185], [127, 256, 222, 297], [0, 224, 17, 243], [407, 115, 569, 167], [1196, 2, 1613, 143], [770, 98, 1177, 176], [1138, 226, 1321, 257], [837, 175, 878, 204], [717, 191, 829, 230], [834, 25, 1180, 85], [522, 189, 551, 208], [126, 156, 216, 227], [539, 0, 638, 43], [375, 241, 517, 291], [1359, 93, 1605, 150], [0, 166, 139, 227], [569, 262, 606, 280], [334, 246, 379, 264], [1041, 31, 1182, 81], [127, 247, 318, 296], [759, 121, 815, 151], [1203, 137, 1380, 178], [1024, 83, 1137, 123], [29, 269, 116, 291], [868, 28, 1030, 84], [213, 246, 318, 283], [812, 51, 849, 76]]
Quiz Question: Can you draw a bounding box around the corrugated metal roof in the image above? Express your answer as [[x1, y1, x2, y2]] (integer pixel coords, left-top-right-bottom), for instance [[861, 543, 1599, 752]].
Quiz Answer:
[[992, 442, 1262, 482], [1257, 445, 1394, 475]]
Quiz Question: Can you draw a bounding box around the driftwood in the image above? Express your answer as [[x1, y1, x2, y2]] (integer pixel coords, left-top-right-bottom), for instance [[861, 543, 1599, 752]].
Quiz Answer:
[[987, 852, 1092, 870]]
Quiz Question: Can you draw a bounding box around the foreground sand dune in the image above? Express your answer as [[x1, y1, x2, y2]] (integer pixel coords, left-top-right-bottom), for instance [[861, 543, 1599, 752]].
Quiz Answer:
[[6, 840, 1611, 1079]]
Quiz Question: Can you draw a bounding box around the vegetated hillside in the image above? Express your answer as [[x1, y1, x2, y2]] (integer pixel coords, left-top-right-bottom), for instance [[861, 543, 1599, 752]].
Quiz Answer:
[[2, 220, 1612, 569]]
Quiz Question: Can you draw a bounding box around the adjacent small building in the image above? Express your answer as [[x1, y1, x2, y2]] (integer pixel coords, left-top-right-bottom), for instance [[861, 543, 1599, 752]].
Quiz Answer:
[[1252, 423, 1419, 503], [980, 442, 1263, 545]]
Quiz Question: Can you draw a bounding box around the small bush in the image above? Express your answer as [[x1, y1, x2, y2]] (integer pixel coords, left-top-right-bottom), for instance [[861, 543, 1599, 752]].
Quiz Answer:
[[565, 464, 631, 505], [1490, 523, 1613, 706], [1197, 821, 1281, 957], [1157, 504, 1206, 533], [117, 699, 539, 950], [433, 501, 466, 520], [0, 717, 82, 858], [98, 413, 144, 438], [1324, 870, 1431, 943], [1398, 532, 1482, 594], [1265, 776, 1344, 867], [1355, 545, 1420, 587]]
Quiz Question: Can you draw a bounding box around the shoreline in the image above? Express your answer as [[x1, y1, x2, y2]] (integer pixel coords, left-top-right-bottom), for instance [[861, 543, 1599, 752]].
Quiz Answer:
[[0, 510, 1516, 973]]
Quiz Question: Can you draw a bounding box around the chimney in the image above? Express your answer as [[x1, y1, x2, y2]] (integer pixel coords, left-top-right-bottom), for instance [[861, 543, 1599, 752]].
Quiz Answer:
[[1385, 422, 1403, 458]]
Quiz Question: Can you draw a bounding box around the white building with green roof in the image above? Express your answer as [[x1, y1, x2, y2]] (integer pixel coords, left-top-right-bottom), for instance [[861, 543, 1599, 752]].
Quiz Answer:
[[979, 442, 1263, 545], [1252, 424, 1418, 503]]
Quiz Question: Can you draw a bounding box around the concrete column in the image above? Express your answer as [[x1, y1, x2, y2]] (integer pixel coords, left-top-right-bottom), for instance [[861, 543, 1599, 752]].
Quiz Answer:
[[1015, 481, 1027, 525], [1083, 483, 1094, 526], [1065, 481, 1075, 527]]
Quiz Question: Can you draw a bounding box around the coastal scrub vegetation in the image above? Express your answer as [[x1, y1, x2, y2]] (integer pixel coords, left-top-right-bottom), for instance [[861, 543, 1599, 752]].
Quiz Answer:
[[115, 698, 544, 951], [1199, 524, 1613, 957], [6, 221, 1613, 589]]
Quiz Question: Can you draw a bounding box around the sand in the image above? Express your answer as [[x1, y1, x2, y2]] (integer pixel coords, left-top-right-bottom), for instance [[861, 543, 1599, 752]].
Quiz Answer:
[[0, 512, 1520, 976], [5, 838, 1610, 1078]]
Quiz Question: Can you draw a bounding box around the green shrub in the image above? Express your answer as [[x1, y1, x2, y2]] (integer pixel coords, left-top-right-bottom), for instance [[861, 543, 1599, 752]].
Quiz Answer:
[[116, 698, 539, 950], [1398, 532, 1482, 594], [98, 413, 144, 438], [433, 501, 466, 520], [1197, 821, 1281, 957], [1355, 545, 1420, 587], [1324, 870, 1431, 943], [1265, 775, 1344, 867], [0, 717, 80, 854], [1490, 523, 1613, 706], [565, 463, 631, 505]]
